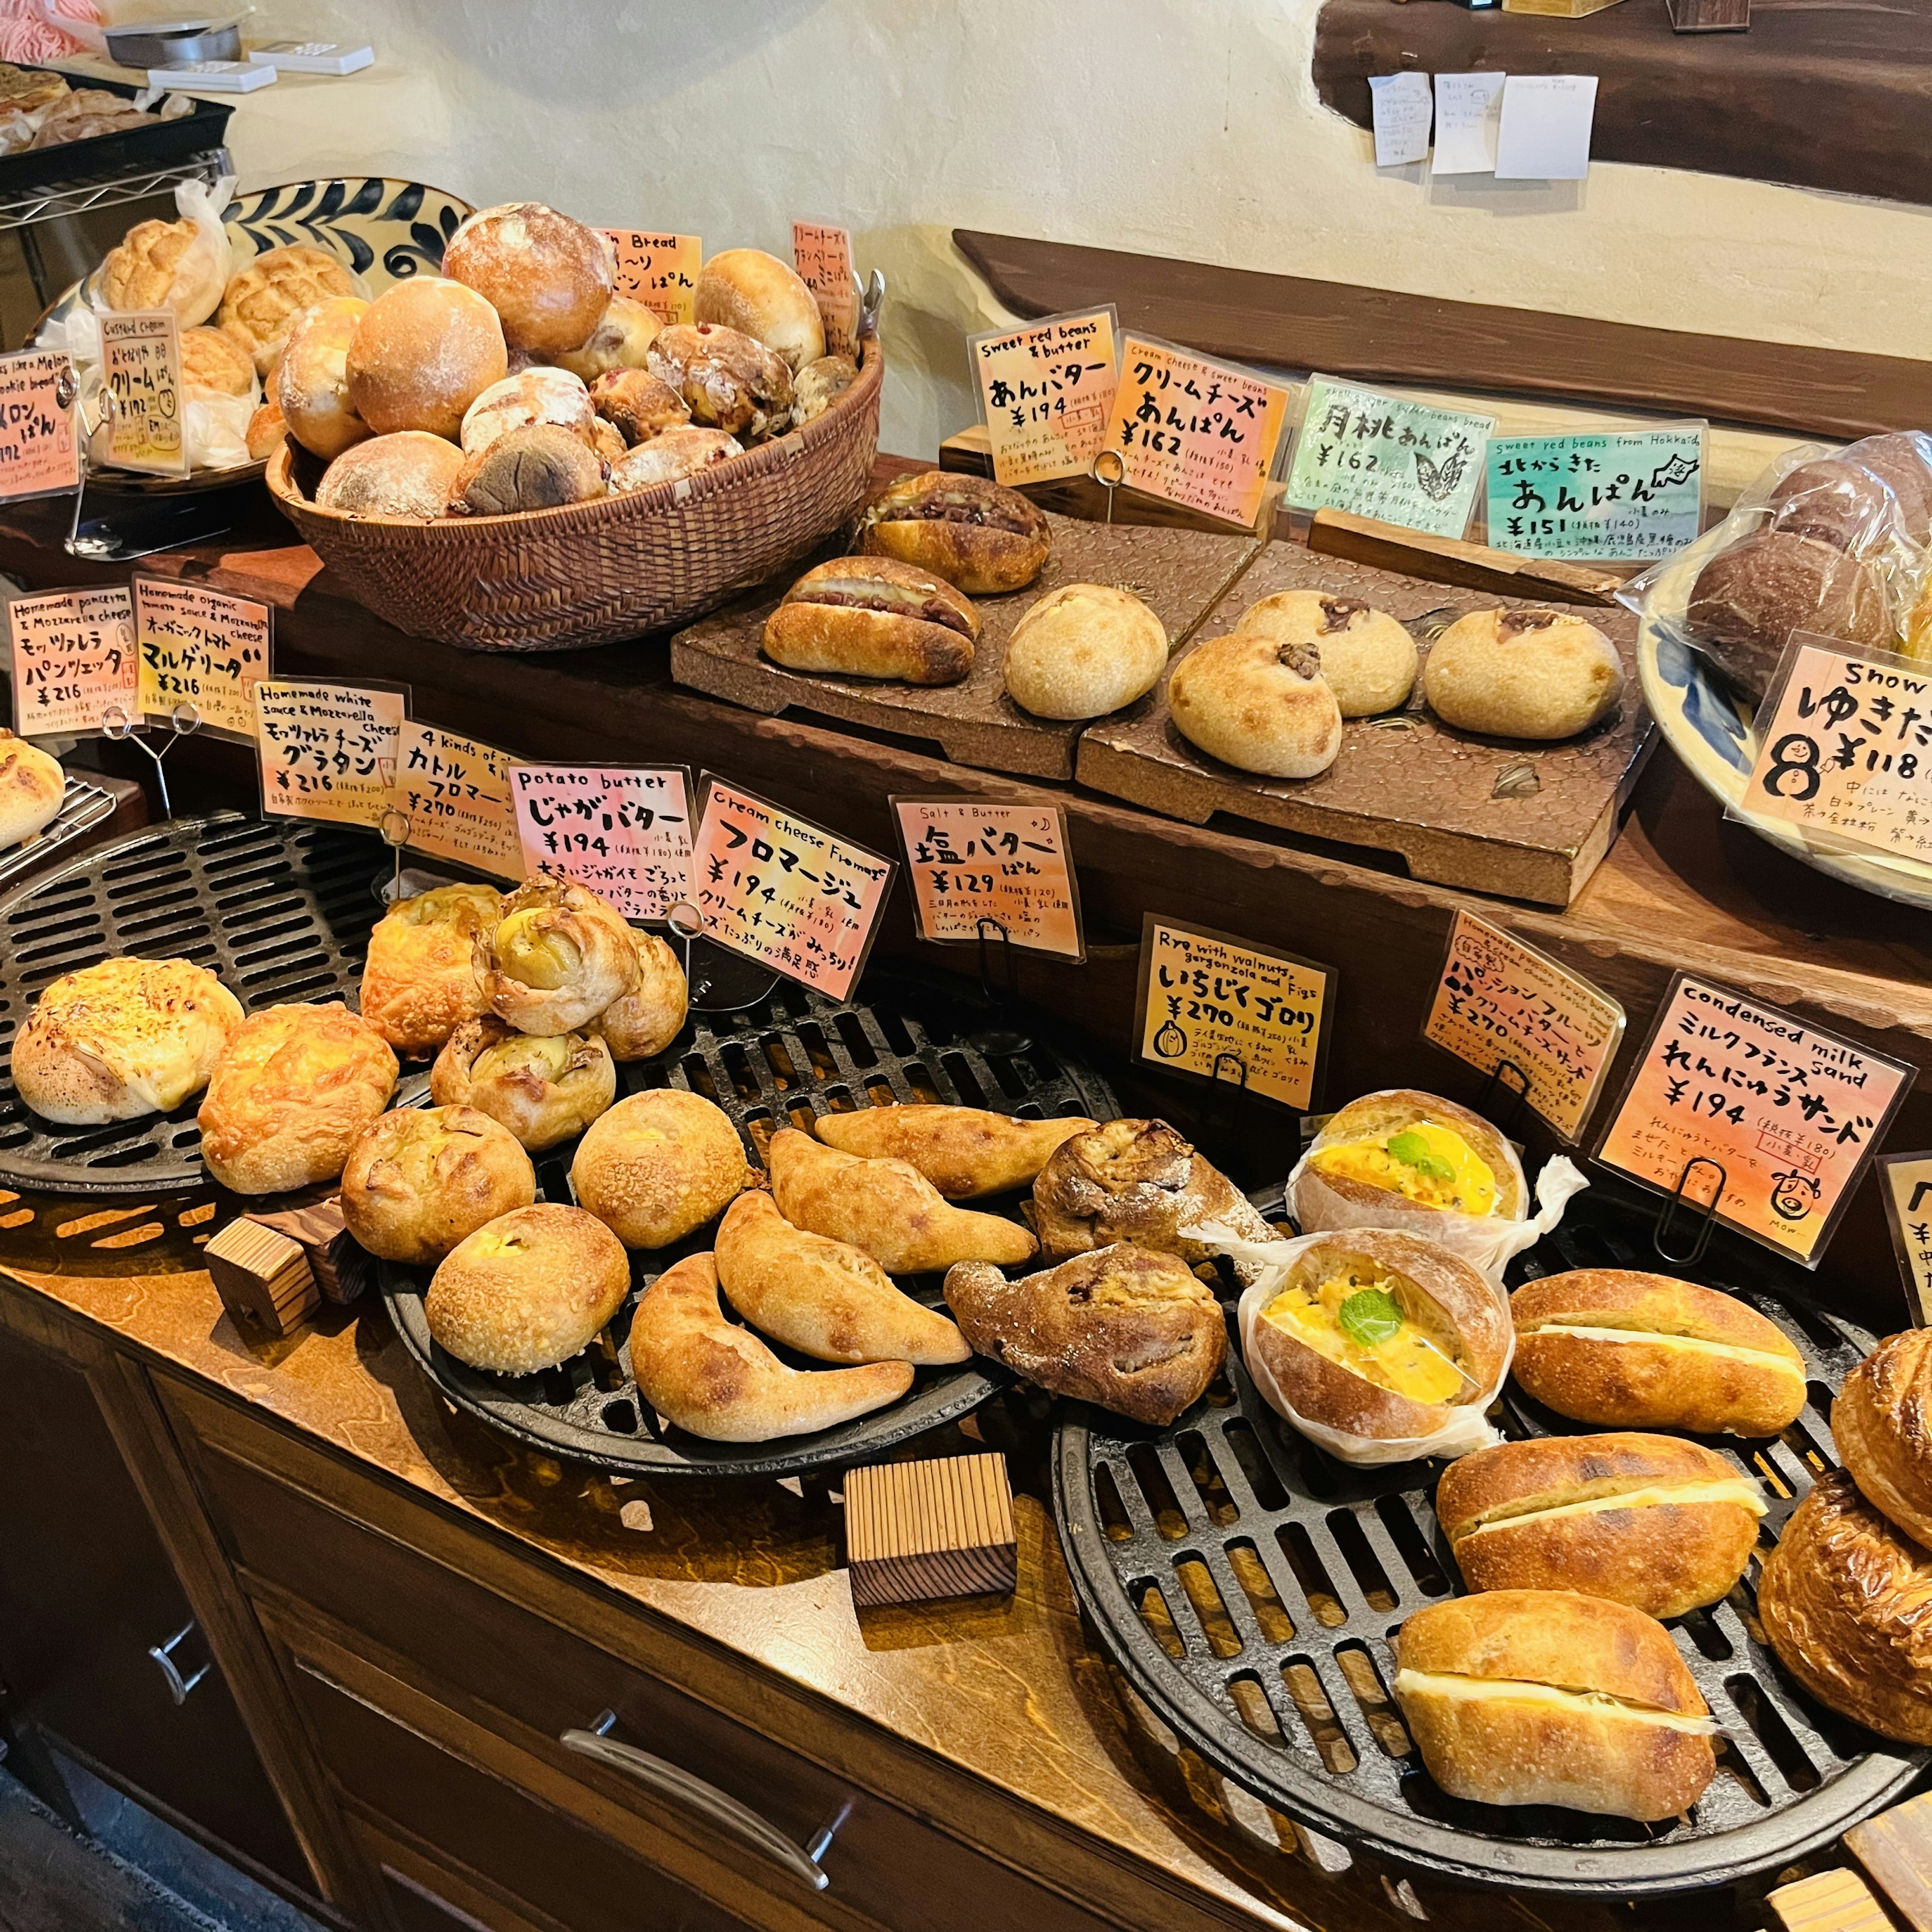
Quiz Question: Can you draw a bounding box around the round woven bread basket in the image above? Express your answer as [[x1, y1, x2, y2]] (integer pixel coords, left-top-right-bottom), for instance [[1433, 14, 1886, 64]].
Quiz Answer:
[[266, 331, 883, 652]]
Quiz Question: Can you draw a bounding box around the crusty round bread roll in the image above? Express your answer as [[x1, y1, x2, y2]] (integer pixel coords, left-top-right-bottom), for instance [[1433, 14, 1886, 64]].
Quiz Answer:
[[1004, 584, 1167, 720], [245, 398, 287, 462], [180, 326, 256, 398], [1168, 630, 1343, 777], [448, 424, 606, 517], [0, 731, 65, 847], [358, 880, 502, 1057], [1230, 590, 1416, 718], [426, 1203, 631, 1375], [608, 427, 743, 493], [101, 216, 224, 326], [218, 243, 359, 376], [346, 278, 508, 440], [590, 369, 690, 447], [429, 1017, 615, 1152], [443, 203, 613, 358], [585, 930, 687, 1062], [646, 324, 792, 443], [1424, 609, 1625, 741], [1833, 1328, 1932, 1548], [552, 295, 661, 383], [277, 295, 371, 461], [571, 1088, 750, 1249], [460, 367, 596, 457], [793, 354, 858, 427], [315, 432, 464, 520], [478, 870, 638, 1036], [693, 248, 826, 374], [339, 1104, 536, 1266]]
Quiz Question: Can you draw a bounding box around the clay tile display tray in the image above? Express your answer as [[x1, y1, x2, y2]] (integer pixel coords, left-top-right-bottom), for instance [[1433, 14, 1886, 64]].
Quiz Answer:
[[669, 510, 1259, 780], [1076, 540, 1656, 907]]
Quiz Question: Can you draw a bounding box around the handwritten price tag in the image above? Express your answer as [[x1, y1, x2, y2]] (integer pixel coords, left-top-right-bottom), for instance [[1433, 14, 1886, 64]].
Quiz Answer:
[[1878, 1152, 1932, 1326], [99, 311, 185, 477], [135, 578, 270, 739], [603, 230, 700, 327], [1485, 425, 1704, 562], [1423, 911, 1626, 1142], [508, 764, 693, 920], [792, 220, 854, 359], [1596, 972, 1914, 1266], [891, 796, 1082, 960], [8, 586, 135, 737], [1134, 915, 1333, 1112], [392, 721, 523, 880], [254, 679, 406, 829], [968, 306, 1118, 488], [692, 779, 894, 1001], [0, 349, 79, 504]]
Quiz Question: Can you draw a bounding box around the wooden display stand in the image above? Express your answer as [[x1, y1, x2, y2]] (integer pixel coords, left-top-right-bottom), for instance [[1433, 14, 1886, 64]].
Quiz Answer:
[[845, 1452, 1018, 1606]]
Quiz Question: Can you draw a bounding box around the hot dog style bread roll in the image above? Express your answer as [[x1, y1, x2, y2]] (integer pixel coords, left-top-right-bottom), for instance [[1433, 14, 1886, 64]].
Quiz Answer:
[[856, 471, 1051, 594], [763, 557, 978, 686]]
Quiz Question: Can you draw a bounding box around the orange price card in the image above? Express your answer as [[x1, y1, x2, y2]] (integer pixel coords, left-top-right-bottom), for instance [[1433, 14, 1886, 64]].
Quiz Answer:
[[1423, 910, 1626, 1142], [99, 310, 185, 478], [791, 220, 855, 359], [891, 796, 1083, 961], [253, 678, 407, 829], [1103, 332, 1292, 529], [134, 577, 271, 740], [1595, 972, 1914, 1267], [508, 763, 694, 920], [692, 777, 895, 1001], [393, 720, 524, 881], [968, 306, 1118, 488], [602, 230, 701, 326], [0, 348, 79, 504], [8, 585, 135, 737]]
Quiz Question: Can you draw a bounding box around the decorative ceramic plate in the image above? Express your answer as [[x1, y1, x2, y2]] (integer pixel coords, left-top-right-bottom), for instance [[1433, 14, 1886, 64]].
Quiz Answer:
[[1636, 526, 1932, 909]]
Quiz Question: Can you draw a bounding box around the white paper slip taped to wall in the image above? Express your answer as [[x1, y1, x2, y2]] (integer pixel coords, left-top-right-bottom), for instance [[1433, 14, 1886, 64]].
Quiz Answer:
[[1431, 71, 1506, 175], [1495, 73, 1599, 180], [1369, 71, 1433, 168]]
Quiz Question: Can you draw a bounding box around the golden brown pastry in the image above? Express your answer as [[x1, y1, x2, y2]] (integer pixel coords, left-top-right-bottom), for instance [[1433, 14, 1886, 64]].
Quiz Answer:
[[339, 1104, 536, 1266], [1424, 609, 1626, 741], [553, 296, 662, 383], [1834, 1329, 1932, 1547], [1004, 584, 1168, 720], [762, 556, 978, 685], [1758, 1470, 1932, 1745], [585, 930, 687, 1062], [315, 432, 464, 520], [607, 426, 743, 492], [478, 870, 638, 1035], [1510, 1270, 1807, 1436], [1393, 1590, 1717, 1820], [646, 323, 792, 443], [856, 471, 1051, 594], [945, 1244, 1225, 1425], [218, 244, 358, 375], [429, 1018, 614, 1152], [589, 368, 691, 446], [346, 278, 508, 441], [1435, 1432, 1764, 1619], [197, 1003, 398, 1195], [443, 203, 613, 358], [629, 1251, 912, 1442], [277, 295, 370, 461], [12, 957, 241, 1124], [792, 354, 858, 427], [1229, 590, 1417, 718], [811, 1105, 1094, 1199], [448, 424, 607, 516], [692, 248, 826, 374], [180, 326, 256, 398], [101, 216, 224, 326], [358, 881, 501, 1058], [767, 1127, 1035, 1273], [0, 731, 65, 847], [1032, 1119, 1274, 1282], [459, 368, 597, 457], [245, 398, 287, 462], [426, 1203, 631, 1375], [715, 1190, 969, 1365], [571, 1089, 750, 1249], [1168, 630, 1343, 777], [0, 65, 69, 116]]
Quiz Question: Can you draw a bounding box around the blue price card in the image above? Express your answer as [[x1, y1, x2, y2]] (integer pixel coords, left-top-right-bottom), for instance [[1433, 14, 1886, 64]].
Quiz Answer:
[[1485, 423, 1706, 562]]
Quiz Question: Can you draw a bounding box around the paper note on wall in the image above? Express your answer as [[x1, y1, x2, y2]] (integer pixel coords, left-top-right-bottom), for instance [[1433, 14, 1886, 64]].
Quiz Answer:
[[1495, 74, 1598, 182], [1369, 72, 1433, 168], [1432, 71, 1506, 176]]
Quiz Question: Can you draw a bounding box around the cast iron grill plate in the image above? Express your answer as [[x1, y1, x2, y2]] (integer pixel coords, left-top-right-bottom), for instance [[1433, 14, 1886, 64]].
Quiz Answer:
[[0, 812, 383, 1193], [1053, 1191, 1924, 1895], [383, 969, 1117, 1479]]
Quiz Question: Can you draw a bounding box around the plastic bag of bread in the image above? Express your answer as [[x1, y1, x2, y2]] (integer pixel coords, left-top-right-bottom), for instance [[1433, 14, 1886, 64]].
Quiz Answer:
[[94, 174, 235, 328]]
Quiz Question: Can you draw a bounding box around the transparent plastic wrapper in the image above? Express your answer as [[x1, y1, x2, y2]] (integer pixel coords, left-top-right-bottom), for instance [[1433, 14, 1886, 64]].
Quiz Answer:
[[1625, 432, 1932, 703], [183, 386, 257, 471], [89, 175, 235, 328]]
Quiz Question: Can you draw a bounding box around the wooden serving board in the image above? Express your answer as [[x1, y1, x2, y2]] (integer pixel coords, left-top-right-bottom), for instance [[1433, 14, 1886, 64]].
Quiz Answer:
[[1075, 539, 1656, 907], [669, 511, 1259, 780]]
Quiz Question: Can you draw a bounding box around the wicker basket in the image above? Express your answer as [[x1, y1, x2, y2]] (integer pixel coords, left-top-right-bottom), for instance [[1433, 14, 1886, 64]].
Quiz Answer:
[[266, 333, 883, 652]]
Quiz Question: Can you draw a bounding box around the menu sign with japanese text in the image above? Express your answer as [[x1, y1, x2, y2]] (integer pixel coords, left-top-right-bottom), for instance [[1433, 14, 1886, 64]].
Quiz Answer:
[[0, 348, 79, 503], [891, 797, 1082, 960], [393, 721, 523, 880], [602, 230, 700, 327], [1284, 375, 1494, 539], [7, 585, 135, 738], [253, 679, 406, 829], [1133, 916, 1333, 1112], [1423, 911, 1626, 1142], [1104, 334, 1291, 529], [1878, 1152, 1932, 1326], [134, 578, 270, 739], [508, 764, 692, 920], [969, 306, 1118, 489], [1596, 973, 1913, 1266], [1484, 426, 1704, 562], [692, 779, 894, 1000], [792, 220, 855, 358], [99, 311, 185, 477]]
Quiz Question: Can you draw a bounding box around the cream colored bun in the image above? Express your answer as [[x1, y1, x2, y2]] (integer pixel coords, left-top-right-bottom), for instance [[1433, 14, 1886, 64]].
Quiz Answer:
[[645, 324, 792, 443], [218, 244, 359, 375], [585, 930, 688, 1062], [358, 880, 502, 1057], [1232, 590, 1416, 718], [459, 367, 596, 456], [1424, 609, 1626, 741], [0, 731, 65, 846], [101, 216, 224, 326], [12, 956, 241, 1124], [693, 247, 826, 374], [315, 432, 464, 520], [443, 202, 613, 357], [1168, 630, 1344, 778], [792, 354, 858, 427], [571, 1088, 751, 1249], [478, 869, 638, 1035], [552, 295, 661, 382], [179, 326, 256, 398], [429, 1017, 615, 1153], [607, 427, 743, 492], [277, 295, 371, 461], [346, 278, 508, 440], [339, 1104, 536, 1266], [1003, 583, 1168, 720], [245, 398, 287, 462]]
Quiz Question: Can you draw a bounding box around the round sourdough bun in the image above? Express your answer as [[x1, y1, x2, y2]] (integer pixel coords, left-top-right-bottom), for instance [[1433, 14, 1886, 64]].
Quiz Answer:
[[1835, 1328, 1932, 1547], [346, 278, 508, 439], [793, 354, 857, 427], [460, 368, 596, 457], [426, 1202, 631, 1374], [591, 369, 691, 447], [571, 1088, 750, 1249], [444, 203, 613, 357], [0, 731, 65, 847], [1004, 583, 1167, 719], [339, 1105, 536, 1266], [694, 248, 825, 373], [1168, 629, 1343, 777], [218, 243, 359, 375], [552, 295, 661, 382], [1231, 589, 1416, 718], [315, 432, 464, 520], [607, 426, 741, 492], [646, 324, 792, 443], [1424, 608, 1625, 741], [448, 424, 606, 517], [246, 398, 287, 462], [278, 295, 371, 460]]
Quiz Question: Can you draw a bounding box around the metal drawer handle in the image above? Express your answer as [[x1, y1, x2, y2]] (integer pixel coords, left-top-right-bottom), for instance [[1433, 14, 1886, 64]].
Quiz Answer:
[[147, 1622, 210, 1706], [560, 1711, 847, 1891]]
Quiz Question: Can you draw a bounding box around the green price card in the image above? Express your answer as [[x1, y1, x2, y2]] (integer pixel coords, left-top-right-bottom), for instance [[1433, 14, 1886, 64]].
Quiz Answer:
[[1486, 425, 1705, 561]]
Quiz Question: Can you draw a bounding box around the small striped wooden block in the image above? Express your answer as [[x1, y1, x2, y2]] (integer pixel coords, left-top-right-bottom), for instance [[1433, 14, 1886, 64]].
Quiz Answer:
[[1848, 1791, 1932, 1931], [249, 1196, 369, 1306], [1767, 1867, 1892, 1932], [844, 1453, 1018, 1608], [204, 1216, 319, 1337]]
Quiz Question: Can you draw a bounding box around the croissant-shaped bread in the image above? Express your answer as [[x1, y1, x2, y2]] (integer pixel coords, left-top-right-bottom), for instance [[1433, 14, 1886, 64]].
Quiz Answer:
[[767, 1127, 1036, 1273], [429, 1016, 615, 1152], [811, 1104, 1096, 1199], [476, 868, 638, 1036]]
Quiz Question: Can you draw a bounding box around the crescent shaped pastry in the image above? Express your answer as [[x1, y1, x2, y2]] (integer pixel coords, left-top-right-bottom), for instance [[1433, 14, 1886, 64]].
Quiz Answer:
[[810, 1104, 1095, 1200]]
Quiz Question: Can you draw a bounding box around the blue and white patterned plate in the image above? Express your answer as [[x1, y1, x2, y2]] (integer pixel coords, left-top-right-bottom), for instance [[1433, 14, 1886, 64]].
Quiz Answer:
[[1637, 527, 1932, 908]]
